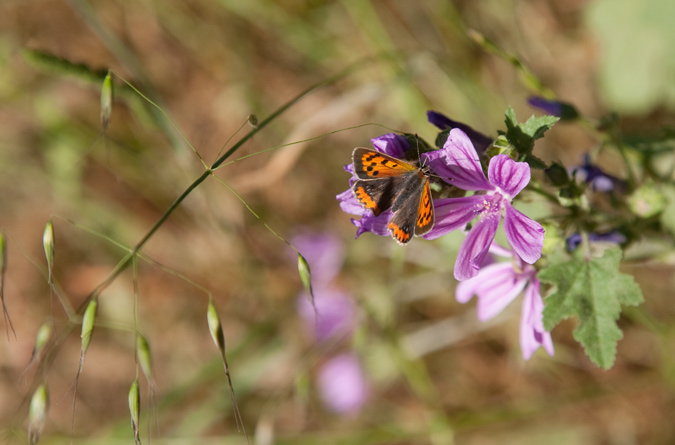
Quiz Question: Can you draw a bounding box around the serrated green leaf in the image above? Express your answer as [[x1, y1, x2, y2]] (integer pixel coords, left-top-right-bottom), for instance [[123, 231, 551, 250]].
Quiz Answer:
[[539, 247, 643, 369], [504, 107, 559, 157]]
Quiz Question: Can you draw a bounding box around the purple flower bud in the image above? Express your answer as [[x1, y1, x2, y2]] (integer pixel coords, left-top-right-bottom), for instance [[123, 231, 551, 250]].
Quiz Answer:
[[566, 231, 626, 252], [527, 96, 579, 120], [572, 155, 625, 192], [427, 111, 492, 154]]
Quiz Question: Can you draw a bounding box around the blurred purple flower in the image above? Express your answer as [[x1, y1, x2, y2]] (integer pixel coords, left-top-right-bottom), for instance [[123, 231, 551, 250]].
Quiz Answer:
[[336, 133, 410, 239], [456, 245, 554, 360], [422, 128, 545, 280], [527, 96, 579, 120], [298, 288, 356, 342], [427, 110, 492, 154], [566, 231, 626, 252], [291, 232, 345, 284], [572, 155, 625, 192], [317, 353, 369, 415], [527, 96, 563, 117]]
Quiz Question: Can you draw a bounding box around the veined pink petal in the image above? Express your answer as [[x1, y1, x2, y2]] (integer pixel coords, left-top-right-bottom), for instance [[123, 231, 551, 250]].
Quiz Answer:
[[454, 214, 500, 281], [425, 128, 493, 191], [488, 155, 531, 197], [488, 242, 513, 258], [371, 133, 408, 158], [456, 263, 513, 304], [423, 196, 485, 240], [456, 262, 527, 321], [504, 204, 545, 264], [520, 279, 554, 359]]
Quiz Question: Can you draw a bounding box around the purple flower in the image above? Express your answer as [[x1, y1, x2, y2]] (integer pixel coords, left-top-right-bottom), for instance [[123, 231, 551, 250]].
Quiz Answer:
[[427, 110, 493, 154], [336, 133, 410, 239], [566, 231, 626, 252], [422, 128, 545, 281], [572, 155, 624, 192], [317, 353, 369, 415], [456, 246, 554, 360], [291, 232, 345, 284], [298, 288, 356, 342]]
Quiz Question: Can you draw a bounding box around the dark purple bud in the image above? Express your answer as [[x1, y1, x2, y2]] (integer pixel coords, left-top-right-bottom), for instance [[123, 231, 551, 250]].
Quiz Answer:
[[426, 110, 492, 154], [573, 155, 625, 193], [566, 231, 626, 251], [527, 96, 579, 120]]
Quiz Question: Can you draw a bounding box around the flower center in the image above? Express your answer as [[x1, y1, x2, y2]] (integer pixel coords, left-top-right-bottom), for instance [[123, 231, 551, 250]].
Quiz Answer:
[[481, 192, 503, 215]]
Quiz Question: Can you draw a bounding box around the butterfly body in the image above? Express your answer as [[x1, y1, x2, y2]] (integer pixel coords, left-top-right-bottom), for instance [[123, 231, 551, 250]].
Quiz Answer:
[[351, 147, 435, 245]]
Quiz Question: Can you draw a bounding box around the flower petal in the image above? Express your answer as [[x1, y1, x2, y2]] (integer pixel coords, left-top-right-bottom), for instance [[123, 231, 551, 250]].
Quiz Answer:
[[488, 155, 531, 198], [423, 128, 492, 191], [352, 210, 391, 238], [475, 269, 527, 321], [520, 279, 554, 359], [371, 133, 408, 158], [454, 213, 500, 281], [456, 262, 513, 304], [456, 262, 526, 321], [423, 196, 485, 240], [337, 189, 365, 216], [504, 204, 545, 264]]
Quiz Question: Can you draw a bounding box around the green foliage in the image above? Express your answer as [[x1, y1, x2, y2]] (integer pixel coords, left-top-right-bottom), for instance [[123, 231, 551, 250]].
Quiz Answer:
[[503, 107, 558, 168], [539, 248, 644, 369]]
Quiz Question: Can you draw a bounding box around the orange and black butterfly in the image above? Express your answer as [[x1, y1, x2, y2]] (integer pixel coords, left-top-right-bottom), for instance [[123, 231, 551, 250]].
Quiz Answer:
[[351, 147, 434, 245]]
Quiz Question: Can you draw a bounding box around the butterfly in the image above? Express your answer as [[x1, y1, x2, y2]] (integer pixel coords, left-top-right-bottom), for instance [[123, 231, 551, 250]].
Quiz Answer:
[[351, 147, 434, 245]]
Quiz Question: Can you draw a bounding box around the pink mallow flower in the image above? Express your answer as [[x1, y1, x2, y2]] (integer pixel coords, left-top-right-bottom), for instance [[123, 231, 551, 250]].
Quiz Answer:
[[456, 244, 554, 360], [317, 353, 369, 415], [422, 128, 545, 281]]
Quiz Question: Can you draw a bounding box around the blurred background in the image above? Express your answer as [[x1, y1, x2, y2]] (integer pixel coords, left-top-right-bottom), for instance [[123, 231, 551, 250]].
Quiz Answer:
[[1, 0, 674, 443]]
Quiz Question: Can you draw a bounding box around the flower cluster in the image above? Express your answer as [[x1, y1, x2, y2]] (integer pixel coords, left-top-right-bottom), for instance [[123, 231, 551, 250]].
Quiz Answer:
[[337, 111, 552, 360], [338, 118, 545, 282]]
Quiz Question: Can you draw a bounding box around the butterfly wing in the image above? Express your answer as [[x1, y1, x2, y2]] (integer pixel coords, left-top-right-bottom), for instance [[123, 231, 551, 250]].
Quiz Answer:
[[352, 177, 400, 216], [415, 179, 434, 236], [386, 175, 428, 245], [352, 147, 417, 179]]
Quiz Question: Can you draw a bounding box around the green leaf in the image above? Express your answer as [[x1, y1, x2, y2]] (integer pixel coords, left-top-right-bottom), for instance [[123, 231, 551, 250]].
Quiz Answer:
[[504, 106, 559, 157], [539, 247, 643, 369]]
